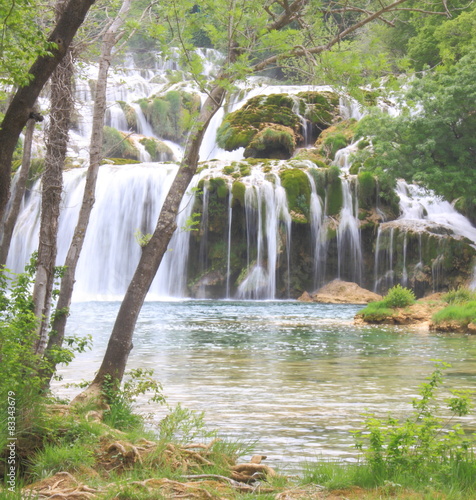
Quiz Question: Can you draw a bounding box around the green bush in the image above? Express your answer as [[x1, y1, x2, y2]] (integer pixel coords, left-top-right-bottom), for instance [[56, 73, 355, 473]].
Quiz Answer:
[[354, 362, 475, 490], [382, 284, 416, 308]]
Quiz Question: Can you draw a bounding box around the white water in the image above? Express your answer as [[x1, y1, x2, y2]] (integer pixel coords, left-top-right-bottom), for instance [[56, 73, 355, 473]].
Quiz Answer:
[[7, 51, 476, 298]]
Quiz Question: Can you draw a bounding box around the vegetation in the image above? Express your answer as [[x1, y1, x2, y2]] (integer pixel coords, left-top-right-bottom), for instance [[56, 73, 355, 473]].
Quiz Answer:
[[431, 287, 476, 329], [304, 365, 476, 499], [358, 285, 416, 321]]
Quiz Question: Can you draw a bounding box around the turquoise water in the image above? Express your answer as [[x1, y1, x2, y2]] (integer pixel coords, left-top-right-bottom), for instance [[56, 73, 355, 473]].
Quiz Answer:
[[55, 300, 476, 469]]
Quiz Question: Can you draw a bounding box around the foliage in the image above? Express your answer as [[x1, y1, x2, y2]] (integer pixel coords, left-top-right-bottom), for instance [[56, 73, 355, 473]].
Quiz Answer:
[[357, 171, 376, 209], [357, 301, 396, 322], [158, 403, 216, 444], [0, 0, 54, 90], [102, 368, 165, 431], [382, 284, 416, 308], [134, 229, 152, 247], [443, 287, 476, 305], [355, 48, 476, 207], [353, 362, 475, 490]]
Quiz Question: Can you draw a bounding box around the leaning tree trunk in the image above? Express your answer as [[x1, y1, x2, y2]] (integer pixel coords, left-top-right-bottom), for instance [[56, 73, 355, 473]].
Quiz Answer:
[[75, 83, 227, 400], [0, 111, 43, 267], [43, 0, 132, 383], [0, 0, 96, 224], [33, 47, 74, 356]]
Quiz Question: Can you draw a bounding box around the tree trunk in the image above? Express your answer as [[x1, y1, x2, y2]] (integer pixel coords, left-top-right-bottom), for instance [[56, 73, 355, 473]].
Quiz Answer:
[[0, 0, 96, 223], [33, 47, 74, 356], [76, 84, 227, 399], [44, 0, 132, 382], [0, 112, 43, 267]]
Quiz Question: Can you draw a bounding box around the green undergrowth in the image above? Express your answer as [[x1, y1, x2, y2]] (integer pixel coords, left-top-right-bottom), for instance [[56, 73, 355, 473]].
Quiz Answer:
[[431, 287, 476, 328], [358, 284, 416, 321]]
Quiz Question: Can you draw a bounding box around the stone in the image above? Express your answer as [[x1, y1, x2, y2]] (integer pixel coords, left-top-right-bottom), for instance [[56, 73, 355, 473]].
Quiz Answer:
[[304, 279, 382, 304]]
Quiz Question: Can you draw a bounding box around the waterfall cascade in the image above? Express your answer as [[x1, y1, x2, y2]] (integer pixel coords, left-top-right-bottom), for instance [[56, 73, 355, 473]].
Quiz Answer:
[[7, 51, 476, 300]]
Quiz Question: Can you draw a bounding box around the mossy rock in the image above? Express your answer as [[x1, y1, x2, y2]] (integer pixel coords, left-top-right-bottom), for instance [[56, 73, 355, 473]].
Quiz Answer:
[[103, 158, 141, 165], [292, 149, 329, 167], [139, 137, 174, 161], [118, 101, 138, 131], [138, 90, 200, 143], [280, 168, 311, 219], [244, 124, 296, 159], [315, 119, 358, 160], [231, 181, 246, 207], [102, 126, 139, 160], [209, 177, 229, 199], [326, 176, 343, 216], [297, 91, 340, 127]]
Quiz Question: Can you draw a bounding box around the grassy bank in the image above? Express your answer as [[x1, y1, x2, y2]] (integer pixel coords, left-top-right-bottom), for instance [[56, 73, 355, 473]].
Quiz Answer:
[[1, 363, 475, 499]]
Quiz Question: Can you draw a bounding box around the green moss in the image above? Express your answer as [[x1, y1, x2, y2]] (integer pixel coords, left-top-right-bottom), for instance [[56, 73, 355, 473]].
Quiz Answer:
[[326, 176, 343, 216], [244, 124, 296, 159], [208, 177, 229, 199], [239, 163, 251, 177], [118, 101, 138, 131], [231, 181, 246, 206], [104, 158, 141, 165], [280, 168, 311, 217], [432, 301, 476, 326], [140, 90, 200, 143], [315, 119, 358, 160], [102, 126, 139, 160], [358, 171, 376, 209], [139, 137, 173, 161]]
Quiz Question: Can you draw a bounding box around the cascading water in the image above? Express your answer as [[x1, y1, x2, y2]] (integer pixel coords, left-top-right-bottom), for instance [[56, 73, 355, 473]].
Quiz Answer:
[[234, 167, 292, 299], [7, 51, 476, 299], [337, 177, 362, 284]]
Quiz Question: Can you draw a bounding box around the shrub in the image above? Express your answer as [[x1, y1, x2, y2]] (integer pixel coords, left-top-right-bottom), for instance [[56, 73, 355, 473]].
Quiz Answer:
[[354, 362, 475, 487], [382, 284, 416, 308]]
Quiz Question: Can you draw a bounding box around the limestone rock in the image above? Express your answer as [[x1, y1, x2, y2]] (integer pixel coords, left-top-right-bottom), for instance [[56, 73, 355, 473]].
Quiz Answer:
[[301, 279, 382, 304]]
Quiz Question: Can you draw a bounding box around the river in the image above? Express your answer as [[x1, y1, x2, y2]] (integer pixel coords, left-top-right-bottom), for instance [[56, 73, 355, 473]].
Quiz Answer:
[[53, 300, 476, 470]]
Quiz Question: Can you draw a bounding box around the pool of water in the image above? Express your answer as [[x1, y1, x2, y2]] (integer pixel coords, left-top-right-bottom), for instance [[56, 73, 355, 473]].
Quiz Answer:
[[53, 300, 476, 470]]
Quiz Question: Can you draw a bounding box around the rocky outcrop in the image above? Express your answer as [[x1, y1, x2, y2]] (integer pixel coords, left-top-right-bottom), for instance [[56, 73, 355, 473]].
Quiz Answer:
[[216, 92, 340, 159], [298, 280, 382, 304]]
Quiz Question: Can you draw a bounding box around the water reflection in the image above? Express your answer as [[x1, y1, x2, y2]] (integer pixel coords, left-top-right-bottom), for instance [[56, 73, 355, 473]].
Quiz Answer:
[[54, 300, 476, 469]]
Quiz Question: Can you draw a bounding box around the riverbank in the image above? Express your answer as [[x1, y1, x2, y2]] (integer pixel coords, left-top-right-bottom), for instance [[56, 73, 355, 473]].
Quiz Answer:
[[7, 399, 475, 500]]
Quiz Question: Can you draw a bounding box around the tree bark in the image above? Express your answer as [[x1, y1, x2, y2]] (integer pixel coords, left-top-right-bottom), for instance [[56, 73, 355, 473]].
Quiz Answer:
[[78, 83, 227, 397], [0, 112, 43, 267], [44, 0, 132, 382], [0, 0, 96, 224], [33, 46, 74, 356]]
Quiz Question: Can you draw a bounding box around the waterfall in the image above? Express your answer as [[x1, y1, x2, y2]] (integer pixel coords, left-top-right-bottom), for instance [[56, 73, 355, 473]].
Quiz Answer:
[[7, 164, 191, 300], [236, 168, 292, 299], [306, 171, 326, 289], [337, 178, 362, 284], [225, 185, 233, 298]]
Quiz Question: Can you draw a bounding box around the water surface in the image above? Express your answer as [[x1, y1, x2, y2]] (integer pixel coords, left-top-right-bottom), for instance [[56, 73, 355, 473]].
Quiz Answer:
[[54, 300, 476, 469]]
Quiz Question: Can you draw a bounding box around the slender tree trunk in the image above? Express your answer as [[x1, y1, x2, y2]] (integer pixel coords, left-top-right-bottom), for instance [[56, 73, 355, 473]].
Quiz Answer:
[[0, 112, 43, 267], [0, 0, 96, 224], [44, 0, 132, 382], [33, 46, 74, 356], [76, 84, 227, 400]]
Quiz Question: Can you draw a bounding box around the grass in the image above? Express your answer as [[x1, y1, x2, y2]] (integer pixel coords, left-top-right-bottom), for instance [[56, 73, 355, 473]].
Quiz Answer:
[[431, 287, 476, 327]]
